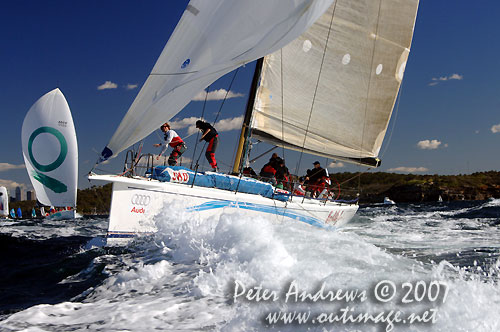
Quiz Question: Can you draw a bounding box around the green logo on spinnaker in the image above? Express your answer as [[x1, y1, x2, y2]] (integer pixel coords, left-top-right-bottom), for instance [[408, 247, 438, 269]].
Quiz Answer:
[[28, 126, 68, 193], [32, 170, 68, 193]]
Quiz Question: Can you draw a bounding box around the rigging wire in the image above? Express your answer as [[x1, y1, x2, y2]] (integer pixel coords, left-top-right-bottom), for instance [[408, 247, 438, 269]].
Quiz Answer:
[[193, 68, 241, 170], [357, 0, 384, 194], [379, 79, 405, 159], [294, 3, 337, 176], [280, 49, 286, 162], [190, 85, 210, 169]]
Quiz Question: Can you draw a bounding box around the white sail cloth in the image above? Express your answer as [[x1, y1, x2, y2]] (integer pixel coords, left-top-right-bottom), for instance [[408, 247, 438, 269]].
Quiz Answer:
[[0, 186, 8, 217], [100, 0, 335, 162], [22, 89, 78, 207], [251, 0, 419, 166]]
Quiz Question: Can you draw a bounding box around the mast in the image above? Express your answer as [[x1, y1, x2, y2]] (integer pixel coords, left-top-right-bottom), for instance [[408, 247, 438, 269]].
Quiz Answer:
[[232, 57, 264, 174]]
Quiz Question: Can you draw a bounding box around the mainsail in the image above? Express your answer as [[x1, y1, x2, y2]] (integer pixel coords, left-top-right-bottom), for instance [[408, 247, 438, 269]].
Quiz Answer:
[[250, 0, 419, 167], [21, 89, 78, 207], [99, 0, 335, 162]]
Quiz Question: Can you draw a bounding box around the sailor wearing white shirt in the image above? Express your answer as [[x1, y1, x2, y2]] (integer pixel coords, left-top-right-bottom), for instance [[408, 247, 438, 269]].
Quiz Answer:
[[153, 122, 187, 166]]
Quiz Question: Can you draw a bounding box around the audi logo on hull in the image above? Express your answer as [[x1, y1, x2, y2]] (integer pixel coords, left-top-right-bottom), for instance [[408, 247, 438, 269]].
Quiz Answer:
[[131, 194, 151, 206]]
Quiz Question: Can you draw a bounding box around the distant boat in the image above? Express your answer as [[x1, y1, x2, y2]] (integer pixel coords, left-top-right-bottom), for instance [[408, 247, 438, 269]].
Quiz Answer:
[[10, 208, 16, 219], [0, 186, 8, 219], [16, 207, 22, 218], [438, 195, 443, 203], [383, 197, 396, 205], [21, 88, 81, 220]]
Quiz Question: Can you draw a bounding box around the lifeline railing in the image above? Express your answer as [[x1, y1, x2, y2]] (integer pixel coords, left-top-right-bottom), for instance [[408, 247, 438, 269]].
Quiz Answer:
[[121, 149, 358, 205]]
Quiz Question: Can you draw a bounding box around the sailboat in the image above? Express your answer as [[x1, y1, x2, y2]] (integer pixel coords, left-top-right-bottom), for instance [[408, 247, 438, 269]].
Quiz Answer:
[[89, 0, 419, 245], [0, 186, 9, 219], [383, 197, 396, 205], [22, 88, 80, 220]]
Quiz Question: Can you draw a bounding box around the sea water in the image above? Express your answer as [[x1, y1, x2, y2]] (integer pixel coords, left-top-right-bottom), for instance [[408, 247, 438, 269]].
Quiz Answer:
[[0, 199, 499, 331]]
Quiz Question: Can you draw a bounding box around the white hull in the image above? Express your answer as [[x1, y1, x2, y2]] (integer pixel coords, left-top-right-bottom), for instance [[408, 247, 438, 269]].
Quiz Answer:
[[89, 174, 359, 245], [46, 209, 81, 221]]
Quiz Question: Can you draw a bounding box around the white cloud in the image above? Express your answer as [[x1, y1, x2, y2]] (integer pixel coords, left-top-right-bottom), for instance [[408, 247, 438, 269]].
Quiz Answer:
[[0, 179, 31, 195], [214, 116, 243, 132], [449, 73, 463, 80], [328, 161, 345, 168], [97, 81, 118, 90], [192, 89, 244, 101], [387, 167, 429, 173], [429, 73, 463, 86], [169, 116, 198, 128], [417, 139, 442, 150], [170, 116, 243, 135], [491, 123, 500, 133], [0, 163, 25, 172], [125, 83, 138, 90]]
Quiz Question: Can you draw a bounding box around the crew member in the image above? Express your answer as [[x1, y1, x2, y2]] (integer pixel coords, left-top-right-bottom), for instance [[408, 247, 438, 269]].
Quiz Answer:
[[196, 120, 219, 172], [154, 122, 187, 166], [305, 161, 331, 198], [293, 177, 306, 196]]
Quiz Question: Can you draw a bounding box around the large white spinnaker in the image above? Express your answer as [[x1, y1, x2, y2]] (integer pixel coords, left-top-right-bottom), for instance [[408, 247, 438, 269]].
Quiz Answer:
[[22, 88, 78, 207], [251, 0, 419, 167], [99, 0, 335, 162], [0, 186, 8, 217]]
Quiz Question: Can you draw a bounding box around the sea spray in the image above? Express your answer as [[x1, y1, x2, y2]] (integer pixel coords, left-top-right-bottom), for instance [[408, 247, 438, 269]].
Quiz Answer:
[[1, 201, 500, 331]]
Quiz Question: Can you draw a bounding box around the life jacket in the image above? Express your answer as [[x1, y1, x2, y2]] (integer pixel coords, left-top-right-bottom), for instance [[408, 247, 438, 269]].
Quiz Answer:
[[261, 164, 276, 175], [198, 122, 218, 141], [164, 130, 184, 147], [293, 183, 306, 196]]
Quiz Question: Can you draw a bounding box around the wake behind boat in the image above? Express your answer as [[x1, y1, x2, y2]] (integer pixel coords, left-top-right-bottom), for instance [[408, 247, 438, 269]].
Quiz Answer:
[[89, 0, 419, 244]]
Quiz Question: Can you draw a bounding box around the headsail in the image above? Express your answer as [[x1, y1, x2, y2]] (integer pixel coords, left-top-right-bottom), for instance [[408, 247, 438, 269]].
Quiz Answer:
[[251, 0, 419, 167], [22, 88, 78, 207], [99, 0, 335, 162]]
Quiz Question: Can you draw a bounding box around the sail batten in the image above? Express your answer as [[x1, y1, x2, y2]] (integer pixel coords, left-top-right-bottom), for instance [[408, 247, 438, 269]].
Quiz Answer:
[[251, 0, 419, 166]]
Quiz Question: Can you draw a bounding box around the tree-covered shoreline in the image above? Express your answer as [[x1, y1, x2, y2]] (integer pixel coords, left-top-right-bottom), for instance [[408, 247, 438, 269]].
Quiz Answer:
[[7, 171, 500, 216]]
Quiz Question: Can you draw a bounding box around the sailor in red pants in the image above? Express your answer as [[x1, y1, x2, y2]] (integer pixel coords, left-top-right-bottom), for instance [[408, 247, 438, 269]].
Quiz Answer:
[[196, 120, 219, 172], [154, 122, 187, 166], [305, 161, 331, 198]]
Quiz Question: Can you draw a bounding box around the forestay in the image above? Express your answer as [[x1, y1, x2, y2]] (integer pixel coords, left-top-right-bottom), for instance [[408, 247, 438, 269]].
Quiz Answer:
[[99, 0, 335, 162], [251, 0, 419, 167]]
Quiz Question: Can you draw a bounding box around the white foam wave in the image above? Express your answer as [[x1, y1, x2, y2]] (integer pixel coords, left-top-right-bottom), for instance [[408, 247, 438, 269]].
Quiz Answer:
[[484, 197, 500, 207], [2, 203, 500, 331]]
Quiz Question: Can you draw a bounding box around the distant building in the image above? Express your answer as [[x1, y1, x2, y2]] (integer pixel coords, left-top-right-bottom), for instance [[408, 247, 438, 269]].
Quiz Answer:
[[27, 190, 36, 201], [15, 186, 22, 201]]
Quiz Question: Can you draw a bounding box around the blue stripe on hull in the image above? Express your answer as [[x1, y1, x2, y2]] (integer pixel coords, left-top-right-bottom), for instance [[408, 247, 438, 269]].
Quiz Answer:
[[187, 200, 331, 229], [107, 232, 147, 238]]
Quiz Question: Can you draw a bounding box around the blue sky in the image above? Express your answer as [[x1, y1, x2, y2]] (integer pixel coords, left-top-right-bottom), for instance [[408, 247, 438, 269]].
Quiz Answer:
[[1, 1, 499, 195]]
